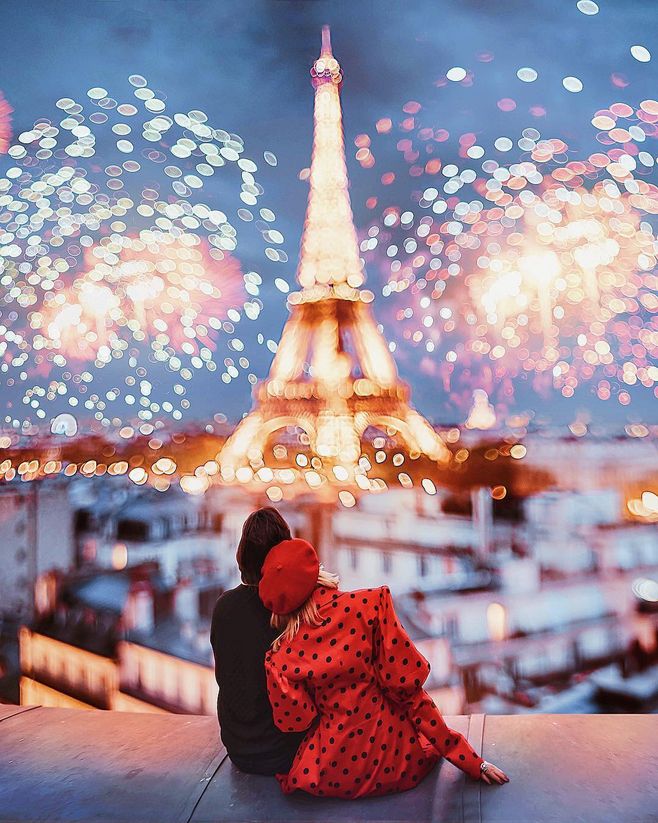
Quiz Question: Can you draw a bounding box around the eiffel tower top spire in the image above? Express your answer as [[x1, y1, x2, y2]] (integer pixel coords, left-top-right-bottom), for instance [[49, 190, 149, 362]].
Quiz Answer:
[[296, 25, 365, 292], [320, 23, 333, 58]]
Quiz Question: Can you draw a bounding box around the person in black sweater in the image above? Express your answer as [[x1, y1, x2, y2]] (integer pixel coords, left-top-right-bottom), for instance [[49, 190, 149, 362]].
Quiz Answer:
[[210, 507, 307, 774]]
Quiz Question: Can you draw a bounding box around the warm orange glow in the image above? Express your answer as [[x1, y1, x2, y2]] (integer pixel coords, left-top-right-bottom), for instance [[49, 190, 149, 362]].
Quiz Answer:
[[37, 232, 235, 363], [180, 474, 209, 495], [470, 184, 657, 363], [627, 490, 658, 521], [19, 628, 118, 710], [465, 389, 497, 430], [19, 628, 218, 715], [112, 543, 128, 570], [129, 467, 148, 485], [487, 602, 507, 641], [153, 457, 177, 475]]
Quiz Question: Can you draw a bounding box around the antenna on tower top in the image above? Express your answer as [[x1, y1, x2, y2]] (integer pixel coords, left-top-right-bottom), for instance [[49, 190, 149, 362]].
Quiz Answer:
[[321, 25, 332, 57]]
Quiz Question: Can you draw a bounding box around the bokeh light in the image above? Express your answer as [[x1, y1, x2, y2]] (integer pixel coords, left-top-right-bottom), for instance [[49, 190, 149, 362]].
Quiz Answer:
[[0, 75, 284, 431], [353, 83, 658, 417]]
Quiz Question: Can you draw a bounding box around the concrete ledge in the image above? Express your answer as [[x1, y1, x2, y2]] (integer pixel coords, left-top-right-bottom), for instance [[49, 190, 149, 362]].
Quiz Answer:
[[0, 706, 656, 822]]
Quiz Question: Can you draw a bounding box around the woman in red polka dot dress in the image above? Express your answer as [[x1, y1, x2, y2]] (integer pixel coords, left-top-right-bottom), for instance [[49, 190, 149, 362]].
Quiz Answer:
[[259, 537, 510, 799]]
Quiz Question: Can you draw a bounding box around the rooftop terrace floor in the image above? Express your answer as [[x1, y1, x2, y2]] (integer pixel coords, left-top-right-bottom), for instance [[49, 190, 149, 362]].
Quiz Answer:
[[0, 705, 656, 822]]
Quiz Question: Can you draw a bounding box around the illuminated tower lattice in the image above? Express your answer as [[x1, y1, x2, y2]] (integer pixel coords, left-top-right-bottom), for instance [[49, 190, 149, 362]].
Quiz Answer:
[[219, 27, 449, 484]]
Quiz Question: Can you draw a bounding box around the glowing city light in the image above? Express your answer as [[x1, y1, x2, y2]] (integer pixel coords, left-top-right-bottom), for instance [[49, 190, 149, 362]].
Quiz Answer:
[[180, 474, 209, 495], [465, 390, 497, 430], [487, 602, 507, 641]]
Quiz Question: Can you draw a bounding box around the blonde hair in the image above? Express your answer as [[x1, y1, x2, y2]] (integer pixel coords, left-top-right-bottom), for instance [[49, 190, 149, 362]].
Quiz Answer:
[[270, 566, 340, 650]]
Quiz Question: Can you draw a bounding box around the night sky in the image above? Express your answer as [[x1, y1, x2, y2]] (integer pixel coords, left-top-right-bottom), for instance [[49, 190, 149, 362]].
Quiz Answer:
[[1, 0, 657, 431]]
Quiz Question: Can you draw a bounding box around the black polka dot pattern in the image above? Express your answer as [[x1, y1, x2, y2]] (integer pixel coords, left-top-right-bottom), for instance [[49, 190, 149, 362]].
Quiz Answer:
[[264, 585, 485, 798]]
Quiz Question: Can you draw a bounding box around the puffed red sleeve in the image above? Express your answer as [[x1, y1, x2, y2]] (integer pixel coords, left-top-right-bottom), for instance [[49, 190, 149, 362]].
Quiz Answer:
[[265, 649, 318, 733], [373, 585, 485, 781]]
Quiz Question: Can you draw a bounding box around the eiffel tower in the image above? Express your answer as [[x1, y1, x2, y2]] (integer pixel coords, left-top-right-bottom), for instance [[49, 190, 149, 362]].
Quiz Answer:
[[219, 27, 449, 485]]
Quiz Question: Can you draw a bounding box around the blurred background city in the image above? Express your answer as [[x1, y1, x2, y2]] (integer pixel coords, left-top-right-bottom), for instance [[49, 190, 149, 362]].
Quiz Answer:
[[0, 0, 657, 722]]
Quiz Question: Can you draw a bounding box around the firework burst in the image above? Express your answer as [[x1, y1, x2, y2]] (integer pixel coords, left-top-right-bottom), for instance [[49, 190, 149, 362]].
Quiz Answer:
[[354, 89, 658, 414], [0, 76, 285, 431]]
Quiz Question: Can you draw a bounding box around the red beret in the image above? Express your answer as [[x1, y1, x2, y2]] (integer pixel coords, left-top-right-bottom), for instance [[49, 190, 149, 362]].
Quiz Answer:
[[258, 538, 320, 615]]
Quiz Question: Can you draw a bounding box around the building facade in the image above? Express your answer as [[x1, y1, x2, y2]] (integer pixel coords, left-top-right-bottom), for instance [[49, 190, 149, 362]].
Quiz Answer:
[[0, 480, 74, 620]]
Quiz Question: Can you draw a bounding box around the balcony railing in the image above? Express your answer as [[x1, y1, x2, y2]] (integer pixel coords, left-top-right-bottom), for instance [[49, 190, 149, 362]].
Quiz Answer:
[[0, 704, 656, 822]]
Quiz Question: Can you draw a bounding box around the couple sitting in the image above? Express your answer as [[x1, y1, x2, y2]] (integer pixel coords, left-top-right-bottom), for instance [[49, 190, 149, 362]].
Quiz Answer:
[[210, 507, 508, 799]]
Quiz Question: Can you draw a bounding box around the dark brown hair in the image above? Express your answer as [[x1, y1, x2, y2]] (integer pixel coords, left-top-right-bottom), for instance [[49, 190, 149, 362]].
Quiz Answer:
[[236, 507, 291, 585]]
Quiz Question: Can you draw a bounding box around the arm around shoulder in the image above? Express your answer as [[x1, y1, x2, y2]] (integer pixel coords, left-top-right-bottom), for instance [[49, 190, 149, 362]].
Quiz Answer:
[[264, 650, 318, 733]]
